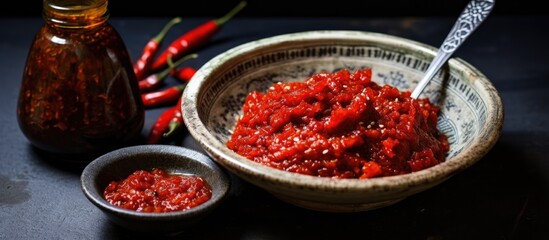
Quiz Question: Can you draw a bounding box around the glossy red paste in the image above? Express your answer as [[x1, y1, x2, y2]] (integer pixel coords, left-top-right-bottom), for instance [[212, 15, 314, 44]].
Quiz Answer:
[[227, 68, 449, 179], [103, 168, 212, 212]]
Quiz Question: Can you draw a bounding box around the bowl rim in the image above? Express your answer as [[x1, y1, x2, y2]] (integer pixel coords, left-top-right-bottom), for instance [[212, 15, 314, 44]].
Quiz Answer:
[[80, 144, 231, 218], [182, 30, 504, 192]]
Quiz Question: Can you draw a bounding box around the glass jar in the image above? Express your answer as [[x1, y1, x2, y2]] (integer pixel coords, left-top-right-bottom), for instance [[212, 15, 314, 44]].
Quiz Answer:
[[17, 0, 144, 160]]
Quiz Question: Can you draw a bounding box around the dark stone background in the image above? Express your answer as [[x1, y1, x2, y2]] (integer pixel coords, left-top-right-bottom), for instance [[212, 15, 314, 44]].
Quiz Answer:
[[1, 0, 545, 18]]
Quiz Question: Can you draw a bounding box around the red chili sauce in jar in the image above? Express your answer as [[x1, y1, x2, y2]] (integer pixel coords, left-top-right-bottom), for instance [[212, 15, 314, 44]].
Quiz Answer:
[[103, 168, 212, 212], [227, 68, 449, 179]]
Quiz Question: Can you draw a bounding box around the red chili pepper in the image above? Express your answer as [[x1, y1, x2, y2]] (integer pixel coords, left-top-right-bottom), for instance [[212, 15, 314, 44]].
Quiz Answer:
[[141, 84, 186, 109], [150, 1, 247, 72], [163, 96, 184, 138], [171, 66, 197, 83], [139, 53, 198, 92], [133, 17, 182, 80], [147, 105, 178, 144], [166, 54, 197, 83]]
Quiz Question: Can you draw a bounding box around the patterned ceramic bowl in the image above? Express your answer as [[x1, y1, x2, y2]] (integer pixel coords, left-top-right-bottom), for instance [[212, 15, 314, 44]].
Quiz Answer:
[[182, 30, 503, 212]]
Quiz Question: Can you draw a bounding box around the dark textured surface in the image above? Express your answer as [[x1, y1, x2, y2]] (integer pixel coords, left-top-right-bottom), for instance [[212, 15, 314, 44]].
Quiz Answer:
[[1, 16, 549, 239], [1, 0, 546, 18]]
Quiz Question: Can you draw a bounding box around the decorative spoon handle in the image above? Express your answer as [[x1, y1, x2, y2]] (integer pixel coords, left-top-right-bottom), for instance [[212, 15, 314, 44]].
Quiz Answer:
[[410, 0, 495, 99]]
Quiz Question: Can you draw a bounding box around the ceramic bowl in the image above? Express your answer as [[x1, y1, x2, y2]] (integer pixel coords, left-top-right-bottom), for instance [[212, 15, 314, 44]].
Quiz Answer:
[[181, 30, 504, 212], [80, 145, 230, 234]]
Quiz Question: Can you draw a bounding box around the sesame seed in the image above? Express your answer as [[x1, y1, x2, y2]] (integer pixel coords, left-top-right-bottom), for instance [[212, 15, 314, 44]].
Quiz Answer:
[[322, 149, 329, 154]]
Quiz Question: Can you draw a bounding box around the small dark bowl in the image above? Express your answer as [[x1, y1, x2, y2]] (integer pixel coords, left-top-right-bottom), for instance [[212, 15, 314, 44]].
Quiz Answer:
[[80, 145, 230, 235]]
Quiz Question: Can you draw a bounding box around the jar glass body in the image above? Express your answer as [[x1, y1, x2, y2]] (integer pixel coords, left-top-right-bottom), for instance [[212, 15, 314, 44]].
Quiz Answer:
[[17, 0, 144, 159]]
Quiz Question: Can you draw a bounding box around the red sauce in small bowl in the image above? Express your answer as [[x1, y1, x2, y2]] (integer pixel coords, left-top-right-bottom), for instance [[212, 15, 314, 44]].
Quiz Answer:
[[103, 168, 212, 212], [227, 68, 449, 179]]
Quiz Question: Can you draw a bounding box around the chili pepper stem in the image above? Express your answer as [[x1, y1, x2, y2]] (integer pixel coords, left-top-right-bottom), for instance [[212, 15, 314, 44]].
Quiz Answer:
[[163, 96, 184, 139], [147, 107, 177, 144], [216, 1, 247, 26], [153, 17, 182, 43], [158, 53, 199, 80], [163, 120, 182, 138]]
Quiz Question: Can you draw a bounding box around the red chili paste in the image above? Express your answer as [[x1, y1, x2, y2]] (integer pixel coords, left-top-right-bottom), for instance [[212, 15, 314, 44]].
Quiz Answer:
[[103, 168, 212, 212], [227, 68, 449, 179]]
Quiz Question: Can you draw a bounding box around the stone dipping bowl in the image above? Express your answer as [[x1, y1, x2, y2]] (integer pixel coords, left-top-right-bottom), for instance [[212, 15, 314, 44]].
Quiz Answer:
[[80, 145, 231, 234], [181, 30, 504, 212]]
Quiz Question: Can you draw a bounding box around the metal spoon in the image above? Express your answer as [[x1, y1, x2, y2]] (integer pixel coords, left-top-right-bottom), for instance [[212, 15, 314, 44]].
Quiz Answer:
[[410, 0, 495, 99]]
